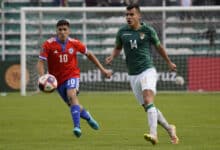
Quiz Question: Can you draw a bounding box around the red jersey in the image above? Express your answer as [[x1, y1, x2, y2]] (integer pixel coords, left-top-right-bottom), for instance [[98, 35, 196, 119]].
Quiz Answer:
[[39, 37, 87, 86]]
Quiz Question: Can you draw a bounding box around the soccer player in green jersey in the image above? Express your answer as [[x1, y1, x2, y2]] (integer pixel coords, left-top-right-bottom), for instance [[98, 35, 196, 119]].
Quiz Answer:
[[105, 4, 179, 145]]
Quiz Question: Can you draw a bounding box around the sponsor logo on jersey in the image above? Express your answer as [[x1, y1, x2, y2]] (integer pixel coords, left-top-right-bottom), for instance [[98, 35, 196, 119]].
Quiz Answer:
[[139, 32, 145, 40], [69, 48, 74, 54]]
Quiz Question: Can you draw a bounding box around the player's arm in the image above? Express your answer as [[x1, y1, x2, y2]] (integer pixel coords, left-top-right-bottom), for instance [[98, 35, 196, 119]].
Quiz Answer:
[[37, 59, 45, 76], [105, 29, 122, 65], [37, 41, 49, 76], [105, 46, 122, 65], [86, 50, 112, 78], [155, 44, 176, 71], [150, 26, 176, 71]]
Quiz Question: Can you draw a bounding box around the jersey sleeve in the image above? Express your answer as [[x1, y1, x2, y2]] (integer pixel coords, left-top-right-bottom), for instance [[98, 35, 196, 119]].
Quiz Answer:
[[39, 41, 49, 61], [115, 29, 122, 48], [74, 40, 87, 54], [150, 27, 160, 47]]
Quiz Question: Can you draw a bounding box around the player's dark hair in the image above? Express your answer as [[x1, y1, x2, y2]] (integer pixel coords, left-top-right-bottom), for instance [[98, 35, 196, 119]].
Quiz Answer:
[[126, 3, 141, 13], [56, 19, 70, 27]]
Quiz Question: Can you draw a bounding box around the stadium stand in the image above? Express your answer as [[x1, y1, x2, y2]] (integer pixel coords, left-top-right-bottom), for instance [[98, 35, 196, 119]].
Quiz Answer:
[[165, 13, 220, 54], [0, 0, 220, 56], [1, 0, 84, 55]]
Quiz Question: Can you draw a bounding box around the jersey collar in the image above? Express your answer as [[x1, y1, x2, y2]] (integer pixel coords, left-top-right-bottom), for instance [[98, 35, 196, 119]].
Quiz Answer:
[[56, 36, 69, 44], [127, 22, 146, 31], [56, 37, 69, 52]]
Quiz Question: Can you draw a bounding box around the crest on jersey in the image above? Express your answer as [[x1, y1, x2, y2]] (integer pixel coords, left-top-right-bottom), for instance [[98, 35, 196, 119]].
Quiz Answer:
[[139, 32, 145, 40], [68, 48, 74, 54]]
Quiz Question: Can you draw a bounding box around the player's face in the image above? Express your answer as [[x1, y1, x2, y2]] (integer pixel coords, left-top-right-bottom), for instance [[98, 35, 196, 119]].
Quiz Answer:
[[125, 8, 141, 29], [56, 25, 70, 42]]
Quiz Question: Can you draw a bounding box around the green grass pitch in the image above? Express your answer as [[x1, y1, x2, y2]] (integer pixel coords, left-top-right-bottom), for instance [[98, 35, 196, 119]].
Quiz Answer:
[[0, 92, 220, 150]]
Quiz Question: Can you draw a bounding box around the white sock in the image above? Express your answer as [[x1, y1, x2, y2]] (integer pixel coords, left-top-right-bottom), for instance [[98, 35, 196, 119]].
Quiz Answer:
[[157, 109, 170, 131], [147, 106, 158, 136]]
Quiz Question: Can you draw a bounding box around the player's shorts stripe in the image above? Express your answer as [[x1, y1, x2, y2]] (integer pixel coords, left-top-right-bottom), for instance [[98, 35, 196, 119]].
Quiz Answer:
[[39, 56, 47, 61]]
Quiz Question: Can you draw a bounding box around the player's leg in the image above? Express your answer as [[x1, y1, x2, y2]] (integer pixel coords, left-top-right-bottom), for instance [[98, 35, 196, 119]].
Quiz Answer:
[[140, 68, 158, 144], [129, 71, 158, 145], [157, 109, 179, 144], [168, 124, 179, 144], [142, 90, 158, 145], [140, 68, 179, 144], [72, 82, 99, 130], [57, 78, 82, 137], [80, 108, 99, 130], [157, 109, 170, 130], [143, 102, 179, 144], [67, 88, 82, 137]]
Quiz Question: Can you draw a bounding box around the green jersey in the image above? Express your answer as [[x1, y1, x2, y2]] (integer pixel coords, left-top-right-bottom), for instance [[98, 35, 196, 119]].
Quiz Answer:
[[115, 23, 160, 75]]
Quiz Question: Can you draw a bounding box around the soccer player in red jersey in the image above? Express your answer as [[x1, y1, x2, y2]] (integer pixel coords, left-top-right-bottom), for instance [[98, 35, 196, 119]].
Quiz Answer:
[[37, 19, 112, 138]]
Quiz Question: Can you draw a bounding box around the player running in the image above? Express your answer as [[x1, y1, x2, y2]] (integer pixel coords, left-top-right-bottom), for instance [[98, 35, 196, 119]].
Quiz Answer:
[[105, 4, 179, 145], [37, 19, 112, 138]]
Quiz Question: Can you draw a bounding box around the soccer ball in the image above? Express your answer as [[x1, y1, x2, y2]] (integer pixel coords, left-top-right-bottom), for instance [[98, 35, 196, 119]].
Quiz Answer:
[[175, 76, 184, 86], [38, 74, 58, 93]]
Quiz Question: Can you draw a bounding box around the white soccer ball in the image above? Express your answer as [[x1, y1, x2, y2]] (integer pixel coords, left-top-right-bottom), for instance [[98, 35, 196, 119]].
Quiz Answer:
[[175, 76, 184, 86], [38, 74, 58, 93]]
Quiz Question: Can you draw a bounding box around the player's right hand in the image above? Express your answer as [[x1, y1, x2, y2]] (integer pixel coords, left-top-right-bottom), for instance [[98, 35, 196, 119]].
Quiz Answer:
[[103, 69, 112, 78]]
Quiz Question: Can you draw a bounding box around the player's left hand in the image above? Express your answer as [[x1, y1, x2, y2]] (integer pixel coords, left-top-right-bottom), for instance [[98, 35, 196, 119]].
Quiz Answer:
[[105, 55, 113, 65], [168, 62, 177, 72]]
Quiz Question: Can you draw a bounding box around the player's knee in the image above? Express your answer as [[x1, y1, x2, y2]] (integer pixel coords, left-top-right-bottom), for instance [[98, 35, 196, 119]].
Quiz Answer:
[[143, 90, 154, 104]]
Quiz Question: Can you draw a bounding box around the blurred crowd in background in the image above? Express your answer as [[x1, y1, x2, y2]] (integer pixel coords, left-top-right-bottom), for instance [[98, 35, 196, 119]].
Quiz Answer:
[[28, 0, 220, 7], [85, 0, 219, 7]]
